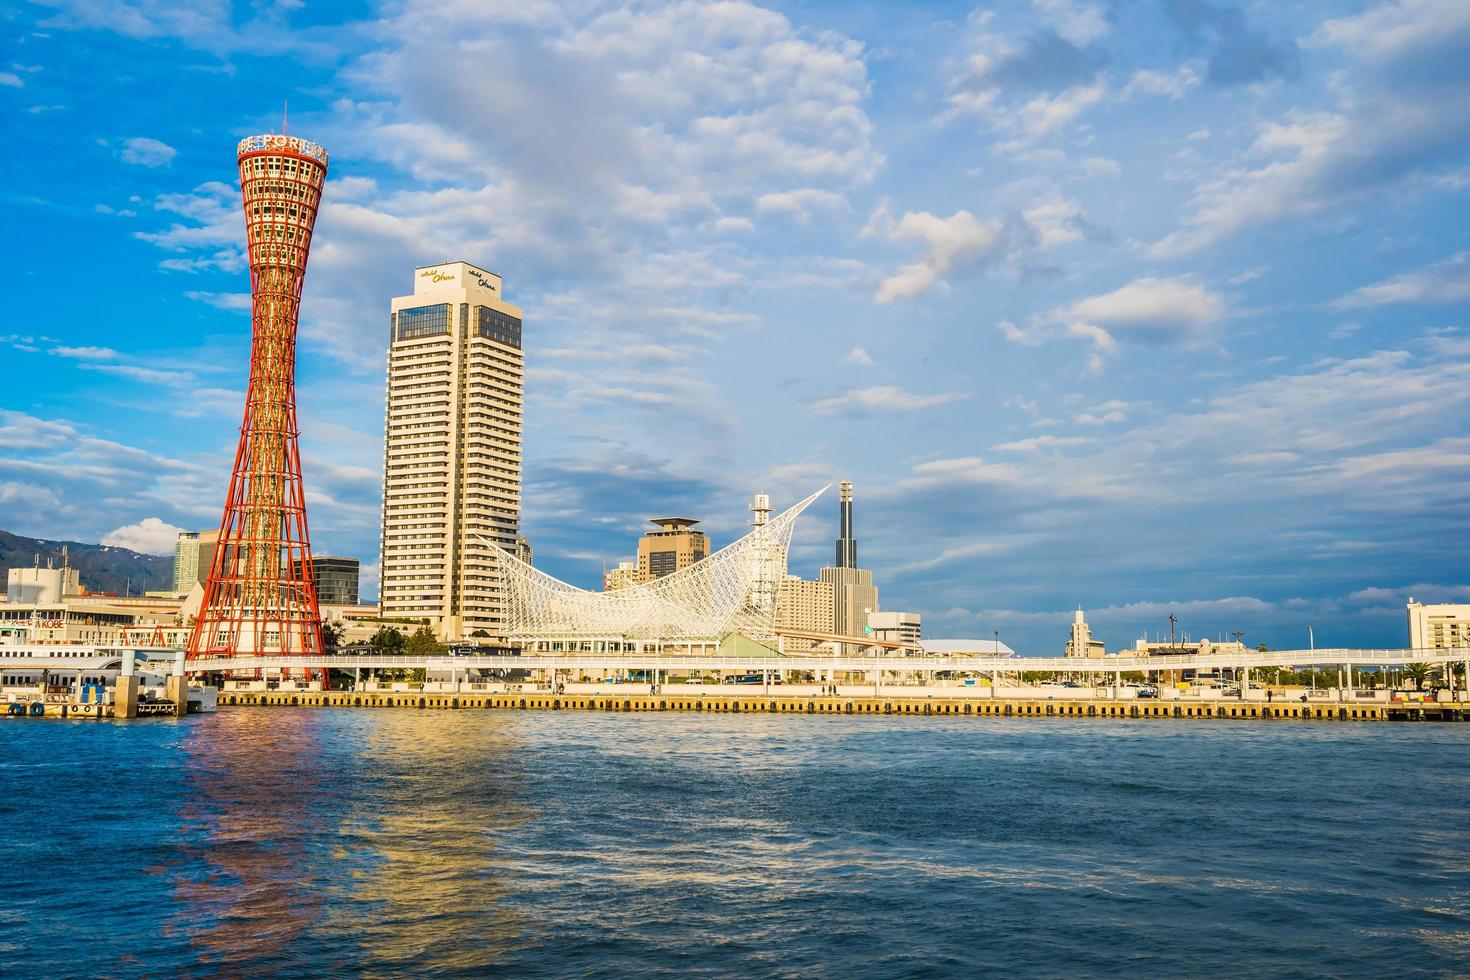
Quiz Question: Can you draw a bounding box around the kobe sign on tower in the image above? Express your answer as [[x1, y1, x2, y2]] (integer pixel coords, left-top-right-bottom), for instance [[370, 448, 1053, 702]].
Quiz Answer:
[[187, 132, 329, 672]]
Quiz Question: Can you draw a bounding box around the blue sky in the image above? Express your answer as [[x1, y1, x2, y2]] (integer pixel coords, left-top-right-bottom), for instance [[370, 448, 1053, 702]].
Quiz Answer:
[[2, 0, 1467, 654]]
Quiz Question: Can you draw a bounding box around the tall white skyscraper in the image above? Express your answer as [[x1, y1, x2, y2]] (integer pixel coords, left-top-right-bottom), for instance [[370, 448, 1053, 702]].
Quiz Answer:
[[379, 261, 523, 640]]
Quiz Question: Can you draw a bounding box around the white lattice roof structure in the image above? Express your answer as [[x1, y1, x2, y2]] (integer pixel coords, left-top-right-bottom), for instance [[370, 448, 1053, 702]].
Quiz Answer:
[[483, 488, 827, 644]]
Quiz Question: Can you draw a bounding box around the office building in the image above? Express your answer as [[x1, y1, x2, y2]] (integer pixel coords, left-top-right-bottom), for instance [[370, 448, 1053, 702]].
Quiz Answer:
[[868, 610, 921, 650], [819, 481, 878, 637], [636, 518, 709, 581], [311, 556, 360, 606], [379, 261, 524, 640], [776, 576, 834, 652], [516, 537, 533, 566], [172, 530, 218, 593], [1065, 607, 1106, 658], [1407, 600, 1470, 651]]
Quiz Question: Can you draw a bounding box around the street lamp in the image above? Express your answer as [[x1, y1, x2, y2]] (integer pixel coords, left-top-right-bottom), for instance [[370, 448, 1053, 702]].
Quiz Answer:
[[994, 628, 1002, 691]]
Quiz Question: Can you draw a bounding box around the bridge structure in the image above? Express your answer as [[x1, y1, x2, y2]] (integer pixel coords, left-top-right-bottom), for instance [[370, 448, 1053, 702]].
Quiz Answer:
[[178, 645, 1470, 685]]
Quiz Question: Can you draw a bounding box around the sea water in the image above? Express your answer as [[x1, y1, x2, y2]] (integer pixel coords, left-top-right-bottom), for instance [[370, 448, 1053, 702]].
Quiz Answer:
[[2, 710, 1467, 976]]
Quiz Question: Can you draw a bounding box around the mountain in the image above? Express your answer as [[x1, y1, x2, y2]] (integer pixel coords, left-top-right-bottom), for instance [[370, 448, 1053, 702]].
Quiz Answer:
[[0, 529, 174, 596]]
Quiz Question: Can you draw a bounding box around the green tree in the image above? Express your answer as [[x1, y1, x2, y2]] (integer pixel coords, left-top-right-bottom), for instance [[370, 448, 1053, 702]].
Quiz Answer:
[[321, 620, 345, 653], [405, 625, 446, 657], [1402, 663, 1432, 690], [370, 626, 406, 653]]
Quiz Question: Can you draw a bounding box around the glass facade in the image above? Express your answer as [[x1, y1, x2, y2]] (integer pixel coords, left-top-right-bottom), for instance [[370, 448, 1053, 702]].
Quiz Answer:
[[397, 304, 450, 341], [475, 306, 522, 349]]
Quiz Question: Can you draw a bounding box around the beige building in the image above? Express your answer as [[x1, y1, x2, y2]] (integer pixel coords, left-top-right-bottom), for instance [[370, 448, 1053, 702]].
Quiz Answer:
[[172, 530, 219, 593], [776, 576, 834, 651], [603, 561, 640, 592], [636, 518, 709, 581], [1407, 600, 1470, 651], [1065, 608, 1106, 658], [379, 261, 524, 641], [821, 565, 877, 638]]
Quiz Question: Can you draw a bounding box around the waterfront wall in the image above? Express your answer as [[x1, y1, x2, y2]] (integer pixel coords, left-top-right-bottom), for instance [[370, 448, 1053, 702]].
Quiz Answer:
[[215, 690, 1470, 722]]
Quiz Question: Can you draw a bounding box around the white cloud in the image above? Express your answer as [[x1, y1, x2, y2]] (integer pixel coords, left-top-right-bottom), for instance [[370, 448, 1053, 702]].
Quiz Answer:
[[867, 208, 1003, 303], [1068, 276, 1224, 343], [0, 72, 23, 88], [1001, 276, 1225, 367], [755, 188, 848, 221], [101, 517, 186, 555], [993, 434, 1093, 451], [810, 385, 967, 414], [1122, 66, 1200, 99], [713, 216, 754, 233], [1333, 252, 1470, 309], [1032, 0, 1110, 46], [846, 346, 874, 366], [1079, 156, 1120, 177], [50, 345, 121, 361], [184, 290, 252, 311], [1013, 82, 1105, 143], [1153, 0, 1470, 256], [120, 136, 178, 167], [1022, 197, 1085, 248]]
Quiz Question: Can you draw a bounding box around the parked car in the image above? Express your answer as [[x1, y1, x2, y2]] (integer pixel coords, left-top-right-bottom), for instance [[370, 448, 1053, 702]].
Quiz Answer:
[[1135, 686, 1159, 699]]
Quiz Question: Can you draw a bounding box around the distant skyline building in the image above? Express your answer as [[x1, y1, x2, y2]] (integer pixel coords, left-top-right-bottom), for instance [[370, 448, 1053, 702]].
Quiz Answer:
[[834, 480, 857, 568], [1065, 607, 1105, 658], [515, 536, 533, 567], [603, 561, 640, 592], [172, 530, 218, 594], [819, 479, 878, 637], [775, 575, 834, 652], [310, 556, 360, 606], [636, 517, 709, 582], [379, 261, 524, 641]]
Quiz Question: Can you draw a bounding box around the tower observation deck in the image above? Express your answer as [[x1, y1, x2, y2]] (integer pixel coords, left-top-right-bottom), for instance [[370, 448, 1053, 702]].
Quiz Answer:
[[187, 134, 330, 670]]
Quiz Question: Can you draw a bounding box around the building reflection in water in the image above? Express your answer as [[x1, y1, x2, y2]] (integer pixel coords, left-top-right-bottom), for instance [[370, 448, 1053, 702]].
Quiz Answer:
[[164, 708, 329, 972], [325, 713, 533, 972], [164, 709, 532, 973]]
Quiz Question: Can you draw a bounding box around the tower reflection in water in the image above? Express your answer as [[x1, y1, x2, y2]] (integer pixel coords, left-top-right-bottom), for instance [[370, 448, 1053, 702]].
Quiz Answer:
[[168, 710, 532, 972]]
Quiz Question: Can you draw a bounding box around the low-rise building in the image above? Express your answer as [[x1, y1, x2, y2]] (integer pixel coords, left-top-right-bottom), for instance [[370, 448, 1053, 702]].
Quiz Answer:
[[7, 565, 80, 605], [604, 561, 641, 592], [868, 610, 921, 650]]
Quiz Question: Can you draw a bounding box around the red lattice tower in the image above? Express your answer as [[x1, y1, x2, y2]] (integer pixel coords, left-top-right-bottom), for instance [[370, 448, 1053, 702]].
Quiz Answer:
[[187, 133, 330, 676]]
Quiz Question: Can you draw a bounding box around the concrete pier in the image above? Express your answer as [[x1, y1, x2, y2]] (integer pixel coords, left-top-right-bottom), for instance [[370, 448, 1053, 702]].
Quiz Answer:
[[214, 689, 1470, 722]]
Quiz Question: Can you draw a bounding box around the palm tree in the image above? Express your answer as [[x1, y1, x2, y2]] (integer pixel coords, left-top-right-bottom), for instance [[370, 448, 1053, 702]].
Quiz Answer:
[[1403, 662, 1432, 691]]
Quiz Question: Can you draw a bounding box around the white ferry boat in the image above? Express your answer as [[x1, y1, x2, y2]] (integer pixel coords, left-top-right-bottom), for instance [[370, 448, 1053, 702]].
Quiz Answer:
[[0, 637, 217, 714]]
